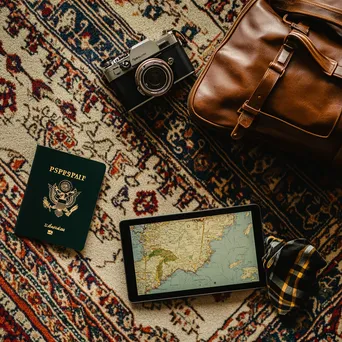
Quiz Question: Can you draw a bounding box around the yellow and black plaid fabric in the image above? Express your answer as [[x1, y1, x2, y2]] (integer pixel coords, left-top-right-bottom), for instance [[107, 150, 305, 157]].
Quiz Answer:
[[262, 236, 326, 315]]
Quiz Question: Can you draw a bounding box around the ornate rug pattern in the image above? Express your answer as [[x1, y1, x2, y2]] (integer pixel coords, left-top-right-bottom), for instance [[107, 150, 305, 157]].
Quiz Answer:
[[0, 0, 341, 341]]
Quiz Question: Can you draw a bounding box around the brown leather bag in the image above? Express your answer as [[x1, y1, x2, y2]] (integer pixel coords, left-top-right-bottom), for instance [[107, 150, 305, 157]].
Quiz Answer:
[[188, 0, 342, 167]]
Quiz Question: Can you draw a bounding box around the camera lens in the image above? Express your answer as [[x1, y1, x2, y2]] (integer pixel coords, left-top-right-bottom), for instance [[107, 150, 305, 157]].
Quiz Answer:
[[135, 58, 174, 97], [143, 66, 167, 90]]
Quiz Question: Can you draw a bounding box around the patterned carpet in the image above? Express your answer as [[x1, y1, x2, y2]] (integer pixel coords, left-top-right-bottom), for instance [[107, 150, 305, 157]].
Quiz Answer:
[[0, 0, 341, 341]]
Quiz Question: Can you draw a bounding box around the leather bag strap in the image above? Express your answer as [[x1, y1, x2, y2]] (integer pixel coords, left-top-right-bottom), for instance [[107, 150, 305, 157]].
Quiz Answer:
[[270, 0, 342, 29], [231, 32, 297, 140], [287, 30, 342, 78]]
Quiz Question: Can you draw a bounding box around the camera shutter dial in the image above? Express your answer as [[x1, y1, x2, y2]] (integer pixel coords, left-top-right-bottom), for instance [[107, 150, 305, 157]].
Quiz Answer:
[[120, 60, 131, 70], [135, 58, 174, 97]]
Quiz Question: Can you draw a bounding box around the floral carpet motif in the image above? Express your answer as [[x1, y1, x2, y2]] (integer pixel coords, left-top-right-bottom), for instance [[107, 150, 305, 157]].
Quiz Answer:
[[0, 0, 341, 341]]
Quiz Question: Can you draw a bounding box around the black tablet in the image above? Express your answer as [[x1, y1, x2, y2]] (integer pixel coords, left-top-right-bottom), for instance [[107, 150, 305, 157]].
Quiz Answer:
[[120, 204, 265, 303]]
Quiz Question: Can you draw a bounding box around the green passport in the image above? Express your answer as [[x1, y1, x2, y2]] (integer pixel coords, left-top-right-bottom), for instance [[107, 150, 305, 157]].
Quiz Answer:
[[15, 145, 105, 250]]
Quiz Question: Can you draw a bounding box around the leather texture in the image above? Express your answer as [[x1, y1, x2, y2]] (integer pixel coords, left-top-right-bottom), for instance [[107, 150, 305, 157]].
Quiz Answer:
[[188, 0, 342, 167]]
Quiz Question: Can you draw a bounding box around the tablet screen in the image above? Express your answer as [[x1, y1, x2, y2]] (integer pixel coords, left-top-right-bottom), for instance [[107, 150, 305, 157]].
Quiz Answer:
[[129, 210, 260, 296]]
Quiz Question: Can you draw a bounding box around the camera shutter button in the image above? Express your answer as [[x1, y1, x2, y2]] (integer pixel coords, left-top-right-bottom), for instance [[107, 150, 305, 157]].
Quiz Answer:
[[120, 60, 131, 70]]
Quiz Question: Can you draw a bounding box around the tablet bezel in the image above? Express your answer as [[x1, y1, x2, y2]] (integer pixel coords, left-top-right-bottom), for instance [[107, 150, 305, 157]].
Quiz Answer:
[[120, 204, 266, 303]]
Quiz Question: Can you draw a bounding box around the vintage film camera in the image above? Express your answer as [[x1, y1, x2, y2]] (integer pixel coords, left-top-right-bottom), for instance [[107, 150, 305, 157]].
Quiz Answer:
[[101, 30, 195, 112]]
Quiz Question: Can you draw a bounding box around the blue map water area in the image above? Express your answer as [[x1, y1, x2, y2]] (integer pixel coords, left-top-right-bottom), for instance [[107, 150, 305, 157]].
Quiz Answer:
[[146, 212, 260, 294], [131, 224, 145, 261]]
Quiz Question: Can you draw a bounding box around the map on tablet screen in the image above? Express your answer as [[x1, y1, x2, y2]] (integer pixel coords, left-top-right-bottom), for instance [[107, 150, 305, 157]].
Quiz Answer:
[[130, 211, 260, 296]]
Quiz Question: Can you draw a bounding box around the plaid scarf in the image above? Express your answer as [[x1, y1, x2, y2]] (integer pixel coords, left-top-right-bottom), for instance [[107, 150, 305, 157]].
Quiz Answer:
[[262, 236, 326, 315]]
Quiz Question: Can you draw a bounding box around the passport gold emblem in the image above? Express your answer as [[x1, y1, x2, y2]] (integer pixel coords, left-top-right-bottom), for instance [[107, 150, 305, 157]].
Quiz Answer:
[[43, 180, 80, 217]]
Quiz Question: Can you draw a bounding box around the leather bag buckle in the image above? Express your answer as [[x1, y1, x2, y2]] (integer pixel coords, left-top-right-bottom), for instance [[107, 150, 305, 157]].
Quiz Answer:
[[283, 14, 310, 35], [269, 61, 286, 77]]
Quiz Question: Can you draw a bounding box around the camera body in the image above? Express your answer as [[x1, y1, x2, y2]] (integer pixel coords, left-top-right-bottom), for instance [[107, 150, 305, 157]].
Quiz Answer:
[[101, 31, 195, 112]]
